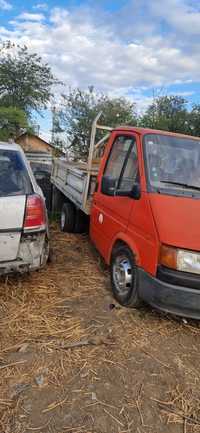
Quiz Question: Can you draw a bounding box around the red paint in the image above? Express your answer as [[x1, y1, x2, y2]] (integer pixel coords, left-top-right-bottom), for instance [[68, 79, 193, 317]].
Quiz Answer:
[[90, 127, 200, 278], [24, 194, 46, 230]]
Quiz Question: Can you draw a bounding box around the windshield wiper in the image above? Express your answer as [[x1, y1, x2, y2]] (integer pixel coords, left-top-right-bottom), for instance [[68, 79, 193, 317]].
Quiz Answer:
[[160, 180, 200, 191]]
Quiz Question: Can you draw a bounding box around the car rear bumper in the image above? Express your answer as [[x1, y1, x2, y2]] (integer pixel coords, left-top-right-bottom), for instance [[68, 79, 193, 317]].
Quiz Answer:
[[0, 232, 48, 276], [0, 260, 30, 275], [138, 268, 200, 320]]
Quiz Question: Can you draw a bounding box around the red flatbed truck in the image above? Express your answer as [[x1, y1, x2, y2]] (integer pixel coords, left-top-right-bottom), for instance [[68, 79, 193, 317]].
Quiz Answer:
[[51, 113, 200, 319]]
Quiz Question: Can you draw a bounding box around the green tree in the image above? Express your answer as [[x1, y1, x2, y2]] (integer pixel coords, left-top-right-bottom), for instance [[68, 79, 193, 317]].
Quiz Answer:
[[140, 96, 191, 134], [0, 106, 30, 141], [60, 87, 137, 160], [0, 42, 58, 114], [190, 105, 200, 136], [51, 106, 65, 154]]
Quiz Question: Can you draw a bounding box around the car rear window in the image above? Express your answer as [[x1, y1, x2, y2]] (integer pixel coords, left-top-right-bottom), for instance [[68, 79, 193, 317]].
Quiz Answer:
[[0, 149, 33, 197]]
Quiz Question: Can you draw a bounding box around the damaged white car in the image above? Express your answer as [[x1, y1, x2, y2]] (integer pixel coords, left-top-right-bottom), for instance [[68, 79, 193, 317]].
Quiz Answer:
[[0, 141, 49, 275]]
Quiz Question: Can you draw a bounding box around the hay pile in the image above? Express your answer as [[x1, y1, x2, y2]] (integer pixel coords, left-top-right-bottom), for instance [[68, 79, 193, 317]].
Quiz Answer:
[[0, 227, 200, 433]]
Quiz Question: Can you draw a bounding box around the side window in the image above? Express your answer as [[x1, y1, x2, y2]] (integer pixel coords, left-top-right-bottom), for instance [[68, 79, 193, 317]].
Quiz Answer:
[[118, 144, 138, 191], [103, 134, 138, 192], [104, 136, 134, 180]]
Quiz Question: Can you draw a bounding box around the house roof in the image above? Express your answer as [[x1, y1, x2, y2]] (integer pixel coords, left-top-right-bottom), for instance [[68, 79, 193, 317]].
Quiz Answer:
[[17, 132, 53, 148]]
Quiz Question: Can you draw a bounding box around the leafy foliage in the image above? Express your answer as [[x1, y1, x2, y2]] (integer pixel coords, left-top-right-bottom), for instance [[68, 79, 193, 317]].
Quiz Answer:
[[139, 96, 191, 134], [0, 42, 58, 114], [60, 87, 137, 159], [0, 106, 30, 141], [189, 105, 200, 136]]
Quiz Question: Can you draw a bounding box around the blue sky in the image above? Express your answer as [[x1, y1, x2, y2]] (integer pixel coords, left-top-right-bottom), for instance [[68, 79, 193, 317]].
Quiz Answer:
[[0, 0, 200, 140]]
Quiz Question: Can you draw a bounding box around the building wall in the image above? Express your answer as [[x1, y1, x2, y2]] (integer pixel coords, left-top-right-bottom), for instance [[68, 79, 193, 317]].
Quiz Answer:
[[17, 135, 52, 153]]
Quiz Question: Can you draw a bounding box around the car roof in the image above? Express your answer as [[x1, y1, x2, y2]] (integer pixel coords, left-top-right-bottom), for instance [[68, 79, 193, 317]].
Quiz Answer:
[[0, 141, 23, 152], [114, 126, 200, 141]]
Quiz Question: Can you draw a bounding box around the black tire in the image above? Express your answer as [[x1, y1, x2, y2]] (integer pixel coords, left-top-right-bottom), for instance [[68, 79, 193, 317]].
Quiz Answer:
[[60, 202, 75, 233], [111, 245, 142, 308], [74, 209, 87, 233]]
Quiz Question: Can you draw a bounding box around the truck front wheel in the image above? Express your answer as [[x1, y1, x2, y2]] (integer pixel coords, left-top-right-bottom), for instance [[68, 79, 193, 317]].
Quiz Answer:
[[111, 245, 142, 308], [60, 202, 75, 233]]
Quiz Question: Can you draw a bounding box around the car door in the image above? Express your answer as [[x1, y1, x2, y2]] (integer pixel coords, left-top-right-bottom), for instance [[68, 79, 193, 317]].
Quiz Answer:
[[90, 132, 139, 261]]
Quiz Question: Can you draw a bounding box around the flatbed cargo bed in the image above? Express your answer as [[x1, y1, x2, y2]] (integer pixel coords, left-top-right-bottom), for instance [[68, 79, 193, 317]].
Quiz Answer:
[[51, 158, 100, 214], [51, 113, 112, 215]]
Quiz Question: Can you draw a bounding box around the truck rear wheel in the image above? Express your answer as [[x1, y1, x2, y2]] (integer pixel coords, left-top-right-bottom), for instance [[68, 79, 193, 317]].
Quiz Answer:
[[111, 245, 142, 308], [60, 202, 75, 233], [74, 209, 88, 233]]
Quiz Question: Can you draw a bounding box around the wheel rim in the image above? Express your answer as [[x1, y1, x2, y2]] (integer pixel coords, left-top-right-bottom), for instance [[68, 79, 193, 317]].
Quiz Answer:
[[113, 255, 133, 296], [61, 210, 65, 229]]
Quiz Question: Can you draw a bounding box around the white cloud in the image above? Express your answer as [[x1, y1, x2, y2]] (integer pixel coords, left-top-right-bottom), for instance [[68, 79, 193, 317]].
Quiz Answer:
[[0, 1, 200, 102], [33, 3, 48, 11], [0, 0, 12, 10], [150, 0, 200, 35], [17, 12, 45, 21], [39, 130, 51, 143]]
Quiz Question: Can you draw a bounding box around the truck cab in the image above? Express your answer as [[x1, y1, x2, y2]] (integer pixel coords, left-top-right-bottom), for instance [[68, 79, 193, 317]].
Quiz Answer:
[[90, 127, 200, 319]]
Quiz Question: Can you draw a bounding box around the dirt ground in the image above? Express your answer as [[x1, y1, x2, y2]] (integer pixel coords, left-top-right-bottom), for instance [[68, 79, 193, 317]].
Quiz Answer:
[[1, 226, 200, 433]]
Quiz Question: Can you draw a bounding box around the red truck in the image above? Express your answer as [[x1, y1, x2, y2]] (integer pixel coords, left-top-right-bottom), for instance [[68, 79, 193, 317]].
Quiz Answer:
[[51, 113, 200, 319]]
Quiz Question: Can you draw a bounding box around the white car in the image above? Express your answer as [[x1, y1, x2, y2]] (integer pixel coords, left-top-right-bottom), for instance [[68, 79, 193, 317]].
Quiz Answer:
[[0, 141, 49, 275]]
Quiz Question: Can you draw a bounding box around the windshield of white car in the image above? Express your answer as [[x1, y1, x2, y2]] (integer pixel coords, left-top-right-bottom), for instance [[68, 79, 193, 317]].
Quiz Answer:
[[144, 134, 200, 193], [0, 149, 33, 197]]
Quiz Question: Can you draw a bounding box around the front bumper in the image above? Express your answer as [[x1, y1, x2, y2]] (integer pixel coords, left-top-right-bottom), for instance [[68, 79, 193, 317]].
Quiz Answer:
[[138, 268, 200, 320]]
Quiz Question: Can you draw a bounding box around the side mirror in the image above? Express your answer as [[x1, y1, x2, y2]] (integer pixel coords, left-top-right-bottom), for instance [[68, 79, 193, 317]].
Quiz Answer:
[[101, 176, 141, 200], [130, 183, 141, 200], [101, 176, 116, 195], [115, 183, 141, 200]]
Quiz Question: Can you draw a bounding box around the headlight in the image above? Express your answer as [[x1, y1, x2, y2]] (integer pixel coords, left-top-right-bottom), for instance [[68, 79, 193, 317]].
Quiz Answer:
[[159, 245, 200, 275], [177, 250, 200, 274]]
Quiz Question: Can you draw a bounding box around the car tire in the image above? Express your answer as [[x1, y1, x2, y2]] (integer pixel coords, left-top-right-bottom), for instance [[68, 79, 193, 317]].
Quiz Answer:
[[74, 209, 87, 233], [60, 202, 75, 233], [111, 245, 143, 308]]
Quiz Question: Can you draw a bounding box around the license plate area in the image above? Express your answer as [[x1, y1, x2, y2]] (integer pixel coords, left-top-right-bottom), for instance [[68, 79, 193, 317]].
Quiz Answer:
[[0, 232, 21, 261]]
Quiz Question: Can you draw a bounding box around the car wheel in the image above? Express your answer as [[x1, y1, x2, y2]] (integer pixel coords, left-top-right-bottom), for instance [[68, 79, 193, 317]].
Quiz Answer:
[[60, 202, 75, 233], [74, 209, 88, 233], [111, 245, 142, 308]]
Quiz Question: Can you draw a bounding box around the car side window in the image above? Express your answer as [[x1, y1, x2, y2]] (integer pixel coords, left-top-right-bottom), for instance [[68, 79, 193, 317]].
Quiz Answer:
[[103, 135, 138, 192], [104, 135, 135, 177], [118, 144, 138, 191]]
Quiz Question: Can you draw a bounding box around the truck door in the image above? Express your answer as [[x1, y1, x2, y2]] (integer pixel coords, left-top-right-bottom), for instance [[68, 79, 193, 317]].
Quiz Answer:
[[90, 132, 139, 261]]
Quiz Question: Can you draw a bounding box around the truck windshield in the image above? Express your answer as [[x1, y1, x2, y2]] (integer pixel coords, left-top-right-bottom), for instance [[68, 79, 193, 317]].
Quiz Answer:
[[0, 149, 33, 197], [144, 134, 200, 193]]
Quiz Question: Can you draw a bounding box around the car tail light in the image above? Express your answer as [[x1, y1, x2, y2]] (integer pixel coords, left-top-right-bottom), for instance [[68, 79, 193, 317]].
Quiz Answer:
[[24, 194, 46, 230]]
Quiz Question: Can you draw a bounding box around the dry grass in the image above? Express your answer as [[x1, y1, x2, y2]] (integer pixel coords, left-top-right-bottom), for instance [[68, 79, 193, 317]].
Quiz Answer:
[[0, 226, 200, 433], [153, 386, 200, 432], [0, 228, 109, 432]]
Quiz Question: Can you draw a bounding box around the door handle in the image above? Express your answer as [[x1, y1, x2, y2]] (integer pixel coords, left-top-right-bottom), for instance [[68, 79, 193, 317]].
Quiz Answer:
[[98, 213, 104, 224]]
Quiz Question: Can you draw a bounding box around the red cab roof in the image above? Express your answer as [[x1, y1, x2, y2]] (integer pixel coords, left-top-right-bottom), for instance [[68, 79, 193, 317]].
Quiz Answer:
[[114, 126, 200, 141]]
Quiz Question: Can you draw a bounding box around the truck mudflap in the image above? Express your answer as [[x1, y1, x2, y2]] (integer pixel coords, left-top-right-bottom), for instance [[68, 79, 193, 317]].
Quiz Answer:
[[0, 232, 46, 276], [138, 268, 200, 320]]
